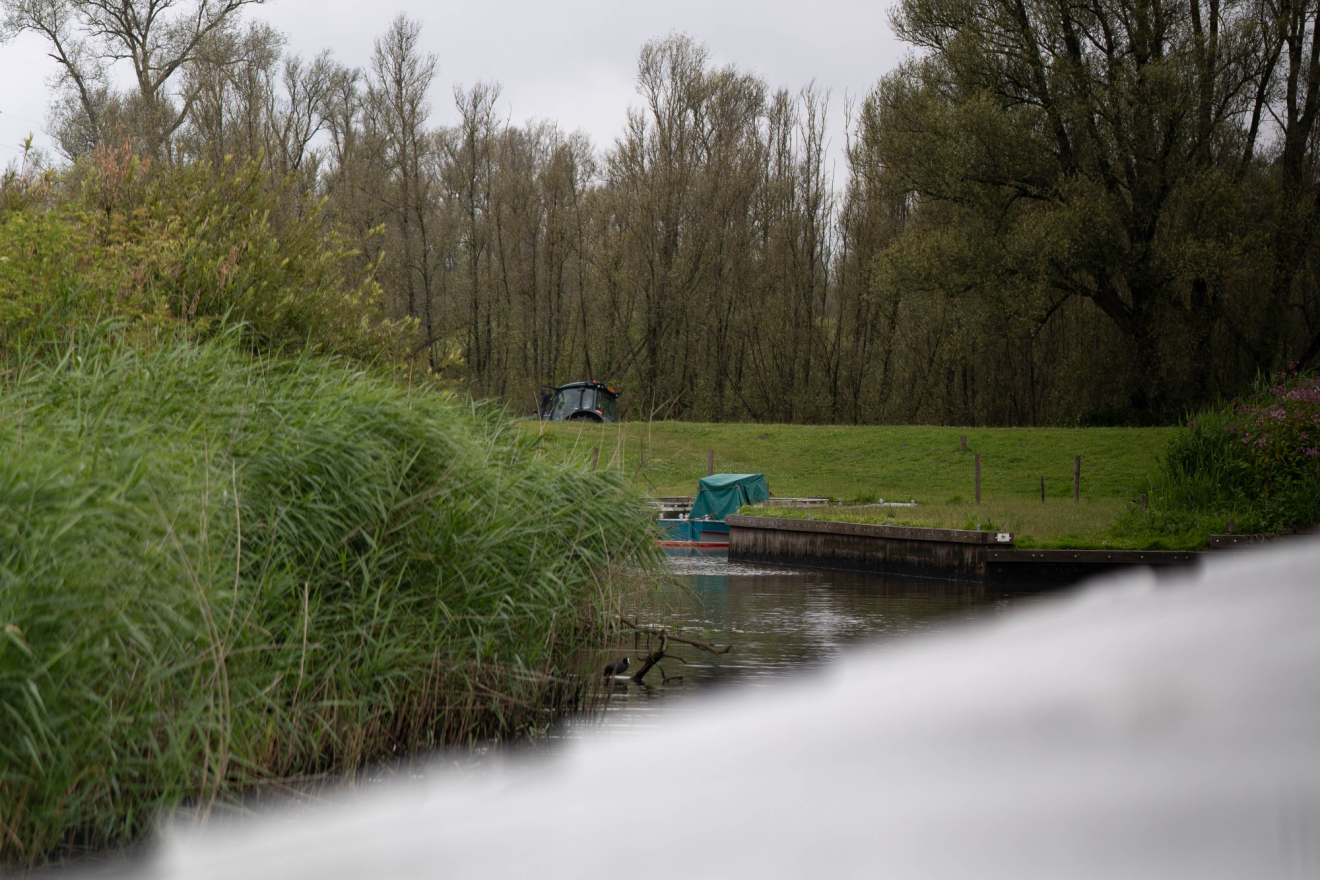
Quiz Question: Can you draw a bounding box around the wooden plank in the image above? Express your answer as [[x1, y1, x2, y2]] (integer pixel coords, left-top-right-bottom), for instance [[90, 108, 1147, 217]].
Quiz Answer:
[[729, 516, 1213, 586], [727, 515, 1012, 546], [1208, 532, 1318, 549], [1210, 534, 1270, 549], [729, 517, 995, 580], [986, 548, 1202, 565]]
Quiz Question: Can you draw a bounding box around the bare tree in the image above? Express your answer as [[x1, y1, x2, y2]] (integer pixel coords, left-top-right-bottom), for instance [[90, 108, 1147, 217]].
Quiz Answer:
[[1, 0, 264, 157], [362, 15, 445, 360], [445, 81, 501, 385], [177, 20, 282, 166]]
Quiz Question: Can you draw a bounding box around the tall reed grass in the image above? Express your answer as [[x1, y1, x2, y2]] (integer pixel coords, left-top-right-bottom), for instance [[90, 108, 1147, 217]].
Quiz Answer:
[[0, 333, 660, 867]]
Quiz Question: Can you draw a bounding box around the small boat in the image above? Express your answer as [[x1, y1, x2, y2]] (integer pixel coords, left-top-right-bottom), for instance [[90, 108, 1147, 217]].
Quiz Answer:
[[655, 473, 770, 547]]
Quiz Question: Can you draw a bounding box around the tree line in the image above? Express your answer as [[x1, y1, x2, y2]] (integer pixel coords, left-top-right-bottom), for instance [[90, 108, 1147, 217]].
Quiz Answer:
[[5, 0, 1320, 424]]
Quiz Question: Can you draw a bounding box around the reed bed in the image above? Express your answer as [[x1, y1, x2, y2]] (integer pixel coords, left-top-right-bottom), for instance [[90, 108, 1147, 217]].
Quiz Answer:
[[0, 336, 661, 867]]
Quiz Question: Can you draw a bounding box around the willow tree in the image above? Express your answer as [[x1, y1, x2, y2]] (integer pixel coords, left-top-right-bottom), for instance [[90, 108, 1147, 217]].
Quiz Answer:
[[863, 0, 1281, 416]]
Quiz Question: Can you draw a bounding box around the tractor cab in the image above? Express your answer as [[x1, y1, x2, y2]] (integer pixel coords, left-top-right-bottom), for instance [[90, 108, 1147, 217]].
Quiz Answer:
[[537, 381, 618, 422]]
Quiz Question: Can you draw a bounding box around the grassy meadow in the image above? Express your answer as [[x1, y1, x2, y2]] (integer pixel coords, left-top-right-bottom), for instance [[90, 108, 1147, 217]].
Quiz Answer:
[[530, 421, 1229, 548], [533, 421, 1173, 500]]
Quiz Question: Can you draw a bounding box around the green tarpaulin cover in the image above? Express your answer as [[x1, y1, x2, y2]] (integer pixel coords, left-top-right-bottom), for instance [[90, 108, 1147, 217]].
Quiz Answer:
[[688, 473, 770, 521]]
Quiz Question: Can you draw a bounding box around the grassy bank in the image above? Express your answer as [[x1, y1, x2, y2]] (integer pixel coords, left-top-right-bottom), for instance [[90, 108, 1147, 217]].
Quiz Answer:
[[751, 501, 1221, 550], [529, 421, 1224, 548], [534, 421, 1174, 501], [0, 336, 659, 868]]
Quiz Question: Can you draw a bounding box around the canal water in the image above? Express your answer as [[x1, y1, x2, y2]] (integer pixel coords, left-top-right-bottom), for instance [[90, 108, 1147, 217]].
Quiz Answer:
[[554, 548, 1038, 742], [158, 541, 1320, 879]]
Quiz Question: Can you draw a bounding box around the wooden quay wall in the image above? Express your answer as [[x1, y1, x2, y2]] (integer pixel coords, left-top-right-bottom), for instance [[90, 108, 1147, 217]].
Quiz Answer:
[[726, 515, 1206, 586]]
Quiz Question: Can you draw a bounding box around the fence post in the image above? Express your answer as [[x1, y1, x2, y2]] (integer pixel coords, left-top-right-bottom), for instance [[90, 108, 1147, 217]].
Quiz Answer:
[[1140, 493, 1147, 512], [707, 449, 714, 477], [975, 453, 982, 504], [1040, 476, 1045, 503], [960, 435, 967, 452], [1074, 455, 1081, 501], [591, 447, 600, 472]]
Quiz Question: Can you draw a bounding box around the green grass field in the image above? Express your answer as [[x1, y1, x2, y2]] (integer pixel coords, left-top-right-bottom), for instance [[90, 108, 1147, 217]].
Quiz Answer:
[[533, 421, 1174, 501], [528, 421, 1220, 548]]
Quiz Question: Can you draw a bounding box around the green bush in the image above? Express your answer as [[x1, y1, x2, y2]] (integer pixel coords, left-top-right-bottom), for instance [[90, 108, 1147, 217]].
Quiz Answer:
[[1156, 373, 1320, 530], [0, 333, 659, 867], [0, 144, 407, 363]]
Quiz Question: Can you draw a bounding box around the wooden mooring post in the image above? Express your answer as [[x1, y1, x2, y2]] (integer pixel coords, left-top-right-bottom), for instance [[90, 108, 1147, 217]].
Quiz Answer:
[[974, 453, 982, 503], [707, 449, 715, 476], [1074, 455, 1081, 501]]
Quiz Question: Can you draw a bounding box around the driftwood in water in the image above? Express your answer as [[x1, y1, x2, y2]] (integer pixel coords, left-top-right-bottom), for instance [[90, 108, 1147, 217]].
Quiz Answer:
[[616, 616, 733, 683], [630, 631, 668, 683]]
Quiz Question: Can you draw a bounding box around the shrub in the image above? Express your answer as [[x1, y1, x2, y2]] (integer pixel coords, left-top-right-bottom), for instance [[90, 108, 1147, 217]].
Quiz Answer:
[[1157, 373, 1320, 530], [0, 144, 408, 364]]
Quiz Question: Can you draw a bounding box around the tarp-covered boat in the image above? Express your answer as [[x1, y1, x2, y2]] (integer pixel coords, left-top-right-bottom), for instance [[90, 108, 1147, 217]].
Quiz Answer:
[[658, 474, 770, 545]]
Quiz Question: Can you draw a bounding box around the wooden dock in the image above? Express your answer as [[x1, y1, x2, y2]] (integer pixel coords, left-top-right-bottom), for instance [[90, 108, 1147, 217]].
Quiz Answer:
[[727, 515, 1207, 586]]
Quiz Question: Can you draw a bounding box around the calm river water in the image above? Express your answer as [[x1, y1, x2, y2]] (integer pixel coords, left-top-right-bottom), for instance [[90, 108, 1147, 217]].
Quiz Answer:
[[553, 548, 1039, 742], [156, 540, 1320, 880]]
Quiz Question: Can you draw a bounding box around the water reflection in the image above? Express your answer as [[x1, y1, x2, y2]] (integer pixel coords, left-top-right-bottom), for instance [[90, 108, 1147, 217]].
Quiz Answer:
[[559, 549, 1034, 739]]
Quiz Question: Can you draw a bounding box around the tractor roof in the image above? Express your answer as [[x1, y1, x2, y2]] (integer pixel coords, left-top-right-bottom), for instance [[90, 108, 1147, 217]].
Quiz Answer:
[[555, 381, 617, 395]]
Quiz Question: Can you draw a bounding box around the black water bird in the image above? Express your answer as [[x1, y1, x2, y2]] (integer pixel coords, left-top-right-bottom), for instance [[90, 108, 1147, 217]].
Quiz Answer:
[[602, 657, 631, 678]]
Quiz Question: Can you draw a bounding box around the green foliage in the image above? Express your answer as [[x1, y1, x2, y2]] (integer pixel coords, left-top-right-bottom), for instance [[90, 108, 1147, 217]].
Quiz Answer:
[[0, 136, 56, 215], [1106, 504, 1245, 551], [1156, 374, 1320, 529], [857, 0, 1311, 422], [0, 144, 408, 363], [0, 333, 659, 867]]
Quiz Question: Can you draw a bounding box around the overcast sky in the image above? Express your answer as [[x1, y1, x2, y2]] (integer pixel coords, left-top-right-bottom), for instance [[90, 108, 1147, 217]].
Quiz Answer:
[[0, 0, 906, 174]]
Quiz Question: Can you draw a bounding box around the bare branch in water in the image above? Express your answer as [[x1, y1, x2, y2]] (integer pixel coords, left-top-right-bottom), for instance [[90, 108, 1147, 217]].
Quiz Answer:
[[617, 616, 734, 655], [614, 617, 733, 683]]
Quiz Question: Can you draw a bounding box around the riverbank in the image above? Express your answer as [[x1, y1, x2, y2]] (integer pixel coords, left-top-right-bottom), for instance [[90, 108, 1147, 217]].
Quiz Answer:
[[0, 338, 659, 869], [532, 421, 1216, 548], [728, 515, 1207, 582], [750, 500, 1219, 550]]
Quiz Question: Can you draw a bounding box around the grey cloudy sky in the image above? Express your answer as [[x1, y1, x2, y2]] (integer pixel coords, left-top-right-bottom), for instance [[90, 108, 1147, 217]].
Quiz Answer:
[[0, 0, 906, 172]]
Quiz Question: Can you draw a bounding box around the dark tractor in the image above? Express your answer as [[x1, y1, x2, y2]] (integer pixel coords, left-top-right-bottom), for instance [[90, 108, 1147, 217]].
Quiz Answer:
[[537, 381, 618, 423]]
